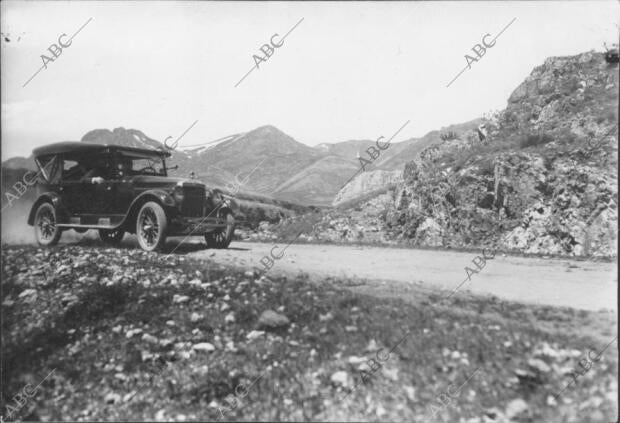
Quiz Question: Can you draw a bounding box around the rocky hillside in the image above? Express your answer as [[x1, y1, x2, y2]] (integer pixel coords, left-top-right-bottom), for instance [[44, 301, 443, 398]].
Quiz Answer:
[[333, 170, 402, 207], [330, 120, 482, 207], [383, 51, 618, 256]]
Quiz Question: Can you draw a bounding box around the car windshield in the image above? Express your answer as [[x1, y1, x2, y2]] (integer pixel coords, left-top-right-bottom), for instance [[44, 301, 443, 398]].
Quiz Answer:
[[117, 152, 167, 177]]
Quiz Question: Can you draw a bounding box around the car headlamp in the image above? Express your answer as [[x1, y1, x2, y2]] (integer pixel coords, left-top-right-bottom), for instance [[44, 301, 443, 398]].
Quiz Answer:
[[173, 185, 184, 203]]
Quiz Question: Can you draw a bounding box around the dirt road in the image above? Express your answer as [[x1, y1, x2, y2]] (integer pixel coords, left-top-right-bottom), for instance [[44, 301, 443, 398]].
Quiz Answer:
[[188, 240, 618, 311]]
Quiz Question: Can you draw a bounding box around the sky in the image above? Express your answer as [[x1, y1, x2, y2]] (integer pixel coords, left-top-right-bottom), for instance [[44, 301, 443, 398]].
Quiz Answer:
[[1, 1, 618, 159]]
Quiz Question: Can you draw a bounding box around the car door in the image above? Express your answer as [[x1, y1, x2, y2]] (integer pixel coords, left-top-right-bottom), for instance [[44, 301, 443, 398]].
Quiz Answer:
[[88, 153, 122, 219], [59, 181, 92, 215], [93, 179, 119, 216], [58, 158, 95, 216]]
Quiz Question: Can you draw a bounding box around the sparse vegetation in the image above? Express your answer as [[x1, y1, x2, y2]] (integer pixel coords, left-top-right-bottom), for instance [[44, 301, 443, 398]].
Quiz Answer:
[[519, 132, 554, 149], [1, 245, 617, 422], [440, 131, 459, 141]]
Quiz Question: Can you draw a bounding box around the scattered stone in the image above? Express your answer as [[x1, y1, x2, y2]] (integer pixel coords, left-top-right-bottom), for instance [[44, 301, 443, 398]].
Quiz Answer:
[[365, 339, 379, 352], [159, 338, 174, 348], [246, 330, 265, 341], [173, 295, 190, 304], [141, 350, 156, 361], [505, 398, 528, 419], [534, 342, 562, 359], [330, 371, 350, 388], [177, 350, 194, 360], [154, 409, 166, 421], [18, 289, 37, 299], [527, 358, 551, 373], [257, 310, 290, 329], [141, 333, 159, 344], [319, 312, 333, 322], [546, 395, 557, 406], [190, 312, 203, 322], [383, 367, 399, 381], [376, 404, 387, 417], [192, 342, 215, 353], [225, 312, 236, 324], [126, 328, 143, 338], [104, 392, 121, 404], [348, 356, 366, 365], [404, 385, 416, 401]]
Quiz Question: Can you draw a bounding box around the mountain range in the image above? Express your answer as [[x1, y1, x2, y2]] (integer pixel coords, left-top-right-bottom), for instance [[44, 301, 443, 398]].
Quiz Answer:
[[1, 120, 481, 206]]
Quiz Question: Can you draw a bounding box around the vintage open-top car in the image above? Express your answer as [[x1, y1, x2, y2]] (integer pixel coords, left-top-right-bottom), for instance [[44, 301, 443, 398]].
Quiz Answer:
[[28, 142, 237, 251]]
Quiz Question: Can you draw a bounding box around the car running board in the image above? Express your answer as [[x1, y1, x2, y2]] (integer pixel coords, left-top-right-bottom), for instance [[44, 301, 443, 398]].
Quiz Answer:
[[58, 223, 119, 229]]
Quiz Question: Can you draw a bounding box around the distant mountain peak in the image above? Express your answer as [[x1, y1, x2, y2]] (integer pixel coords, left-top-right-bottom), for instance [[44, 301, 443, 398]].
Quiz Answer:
[[81, 127, 163, 150], [247, 125, 286, 138]]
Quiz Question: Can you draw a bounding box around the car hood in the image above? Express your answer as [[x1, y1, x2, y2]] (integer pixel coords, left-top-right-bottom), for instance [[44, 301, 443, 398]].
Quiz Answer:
[[125, 175, 205, 190]]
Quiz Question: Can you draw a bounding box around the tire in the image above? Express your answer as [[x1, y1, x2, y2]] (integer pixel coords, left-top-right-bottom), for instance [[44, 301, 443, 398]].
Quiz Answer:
[[99, 228, 125, 246], [136, 202, 168, 252], [205, 209, 235, 249], [33, 202, 62, 247]]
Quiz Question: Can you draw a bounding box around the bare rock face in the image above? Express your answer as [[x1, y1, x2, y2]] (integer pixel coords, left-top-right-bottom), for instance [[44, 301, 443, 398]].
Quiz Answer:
[[413, 217, 443, 247], [333, 170, 402, 207]]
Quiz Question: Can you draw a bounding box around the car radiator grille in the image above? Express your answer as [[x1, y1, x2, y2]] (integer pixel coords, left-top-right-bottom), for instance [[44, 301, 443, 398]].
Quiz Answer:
[[181, 186, 205, 217]]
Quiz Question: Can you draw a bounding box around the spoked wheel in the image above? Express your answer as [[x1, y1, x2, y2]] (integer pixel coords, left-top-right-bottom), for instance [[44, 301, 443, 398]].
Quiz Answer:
[[205, 209, 235, 249], [34, 203, 62, 246], [99, 228, 125, 246], [136, 201, 167, 252]]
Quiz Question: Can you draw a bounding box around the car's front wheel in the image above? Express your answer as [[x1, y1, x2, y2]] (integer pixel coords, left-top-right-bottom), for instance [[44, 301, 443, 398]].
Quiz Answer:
[[34, 202, 62, 247], [136, 202, 167, 252], [205, 209, 235, 249], [99, 228, 125, 246]]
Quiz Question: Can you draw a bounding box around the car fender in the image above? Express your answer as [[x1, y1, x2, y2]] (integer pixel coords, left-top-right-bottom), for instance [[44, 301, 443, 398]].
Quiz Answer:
[[27, 192, 64, 226], [209, 188, 239, 213], [121, 190, 176, 227], [221, 197, 239, 213]]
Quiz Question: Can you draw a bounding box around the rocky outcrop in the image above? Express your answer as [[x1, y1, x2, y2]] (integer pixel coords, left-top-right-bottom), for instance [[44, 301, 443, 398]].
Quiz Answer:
[[333, 170, 402, 207], [384, 51, 618, 256]]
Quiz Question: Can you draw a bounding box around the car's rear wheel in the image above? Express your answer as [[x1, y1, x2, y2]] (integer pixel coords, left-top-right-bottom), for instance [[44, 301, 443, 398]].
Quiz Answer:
[[34, 202, 62, 247], [99, 228, 125, 246], [136, 202, 167, 252], [205, 209, 235, 249]]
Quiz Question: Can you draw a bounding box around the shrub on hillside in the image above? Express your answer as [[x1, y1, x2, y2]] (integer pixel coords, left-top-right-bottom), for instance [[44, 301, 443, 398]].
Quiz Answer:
[[519, 132, 554, 149], [440, 131, 459, 141]]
